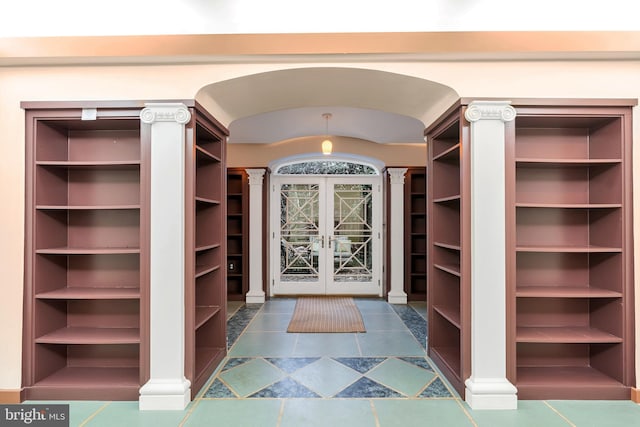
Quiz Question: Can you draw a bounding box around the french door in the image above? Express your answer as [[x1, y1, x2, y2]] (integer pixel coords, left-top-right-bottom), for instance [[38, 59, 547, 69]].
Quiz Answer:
[[270, 175, 382, 296]]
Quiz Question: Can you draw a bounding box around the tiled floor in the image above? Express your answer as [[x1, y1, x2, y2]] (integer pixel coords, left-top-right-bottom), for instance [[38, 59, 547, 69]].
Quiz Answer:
[[25, 298, 640, 426]]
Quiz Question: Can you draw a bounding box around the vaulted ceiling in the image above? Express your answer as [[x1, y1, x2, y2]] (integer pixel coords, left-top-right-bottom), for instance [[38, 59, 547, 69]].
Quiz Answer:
[[196, 68, 459, 144]]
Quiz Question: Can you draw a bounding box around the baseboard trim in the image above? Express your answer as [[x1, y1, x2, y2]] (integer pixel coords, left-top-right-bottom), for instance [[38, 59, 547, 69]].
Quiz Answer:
[[631, 387, 640, 403], [0, 390, 23, 404]]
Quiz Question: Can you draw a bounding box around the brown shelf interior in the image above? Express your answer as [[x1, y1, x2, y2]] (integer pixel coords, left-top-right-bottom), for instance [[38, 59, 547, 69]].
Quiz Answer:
[[188, 111, 227, 398], [427, 115, 465, 397], [512, 111, 631, 399], [25, 111, 145, 401], [226, 170, 247, 300]]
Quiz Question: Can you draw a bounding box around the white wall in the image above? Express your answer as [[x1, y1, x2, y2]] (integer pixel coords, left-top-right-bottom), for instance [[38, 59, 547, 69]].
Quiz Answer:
[[1, 59, 640, 392]]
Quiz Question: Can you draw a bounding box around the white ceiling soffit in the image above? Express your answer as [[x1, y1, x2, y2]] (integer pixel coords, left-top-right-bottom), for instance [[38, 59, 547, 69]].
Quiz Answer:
[[228, 106, 425, 144], [198, 67, 458, 143]]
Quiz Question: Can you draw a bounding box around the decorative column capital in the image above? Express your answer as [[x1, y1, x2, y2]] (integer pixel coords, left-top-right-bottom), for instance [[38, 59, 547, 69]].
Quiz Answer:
[[140, 103, 191, 125], [246, 168, 266, 185], [465, 101, 516, 123], [388, 168, 408, 185]]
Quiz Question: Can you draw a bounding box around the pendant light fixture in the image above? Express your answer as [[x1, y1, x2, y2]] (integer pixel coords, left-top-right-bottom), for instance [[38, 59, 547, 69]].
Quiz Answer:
[[321, 113, 333, 155]]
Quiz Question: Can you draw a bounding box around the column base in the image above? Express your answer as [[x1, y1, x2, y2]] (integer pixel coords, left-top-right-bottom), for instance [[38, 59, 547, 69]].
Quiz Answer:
[[139, 378, 191, 411], [465, 378, 517, 410], [387, 291, 407, 304], [246, 291, 265, 304]]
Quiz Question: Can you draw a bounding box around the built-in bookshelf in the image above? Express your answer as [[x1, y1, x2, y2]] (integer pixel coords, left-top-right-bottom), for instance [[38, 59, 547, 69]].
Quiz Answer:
[[22, 100, 230, 401], [508, 101, 635, 399], [404, 168, 427, 301], [22, 102, 148, 400], [227, 168, 248, 301], [425, 107, 470, 397], [184, 103, 229, 398]]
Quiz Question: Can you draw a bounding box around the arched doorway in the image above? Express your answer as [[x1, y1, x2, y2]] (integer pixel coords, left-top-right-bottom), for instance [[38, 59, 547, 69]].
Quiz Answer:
[[269, 154, 384, 296]]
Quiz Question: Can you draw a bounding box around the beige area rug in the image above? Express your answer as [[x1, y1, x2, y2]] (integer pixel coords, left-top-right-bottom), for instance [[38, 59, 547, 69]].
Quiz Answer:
[[287, 297, 366, 333]]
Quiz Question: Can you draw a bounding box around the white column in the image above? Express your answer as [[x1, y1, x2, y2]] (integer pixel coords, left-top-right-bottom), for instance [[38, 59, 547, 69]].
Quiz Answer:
[[245, 169, 266, 304], [464, 101, 518, 410], [139, 103, 191, 410], [387, 168, 408, 304]]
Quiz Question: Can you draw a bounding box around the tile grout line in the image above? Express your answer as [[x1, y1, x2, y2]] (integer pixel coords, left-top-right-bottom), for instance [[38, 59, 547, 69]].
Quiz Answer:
[[78, 402, 110, 427], [369, 399, 382, 427], [453, 398, 479, 427], [227, 303, 264, 354], [179, 397, 204, 427], [544, 401, 577, 426], [276, 399, 286, 427]]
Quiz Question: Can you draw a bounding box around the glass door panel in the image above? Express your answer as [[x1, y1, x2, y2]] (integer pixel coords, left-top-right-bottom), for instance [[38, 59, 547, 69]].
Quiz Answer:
[[279, 183, 322, 288], [326, 180, 379, 294], [271, 176, 381, 296]]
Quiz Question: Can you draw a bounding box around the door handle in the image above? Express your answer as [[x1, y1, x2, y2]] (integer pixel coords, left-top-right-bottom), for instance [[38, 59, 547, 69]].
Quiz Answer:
[[320, 235, 325, 248]]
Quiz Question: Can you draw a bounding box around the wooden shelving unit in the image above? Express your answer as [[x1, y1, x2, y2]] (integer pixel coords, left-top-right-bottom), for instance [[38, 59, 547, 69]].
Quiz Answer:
[[22, 103, 148, 400], [425, 107, 470, 397], [23, 100, 229, 402], [226, 168, 248, 301], [404, 167, 427, 301], [184, 103, 228, 398], [507, 102, 635, 399]]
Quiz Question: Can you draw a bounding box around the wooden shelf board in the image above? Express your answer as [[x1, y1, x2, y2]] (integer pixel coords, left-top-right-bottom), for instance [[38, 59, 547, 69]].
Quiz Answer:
[[433, 195, 461, 204], [195, 264, 221, 278], [517, 366, 623, 387], [34, 367, 139, 388], [516, 245, 622, 253], [432, 144, 461, 162], [433, 242, 461, 251], [194, 347, 225, 383], [195, 196, 221, 205], [516, 286, 622, 298], [516, 326, 622, 343], [195, 243, 221, 253], [195, 306, 221, 330], [516, 158, 621, 167], [36, 247, 140, 255], [433, 263, 461, 277], [433, 305, 461, 329], [193, 346, 226, 396], [36, 287, 140, 300], [515, 203, 622, 209], [36, 327, 140, 344], [516, 366, 630, 400], [429, 346, 461, 380], [196, 146, 221, 162], [36, 205, 140, 210], [36, 160, 141, 168]]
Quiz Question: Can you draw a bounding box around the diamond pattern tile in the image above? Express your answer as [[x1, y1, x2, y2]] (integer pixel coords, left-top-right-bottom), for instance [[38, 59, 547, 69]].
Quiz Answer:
[[265, 357, 321, 374], [365, 358, 435, 397], [219, 358, 284, 397], [332, 357, 387, 374], [203, 379, 236, 398], [335, 377, 402, 398], [249, 377, 320, 398], [290, 357, 362, 397], [419, 378, 453, 398], [204, 298, 454, 401]]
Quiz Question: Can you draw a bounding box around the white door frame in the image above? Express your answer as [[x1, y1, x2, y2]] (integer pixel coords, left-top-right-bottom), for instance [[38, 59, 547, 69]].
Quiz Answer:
[[268, 156, 384, 297]]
